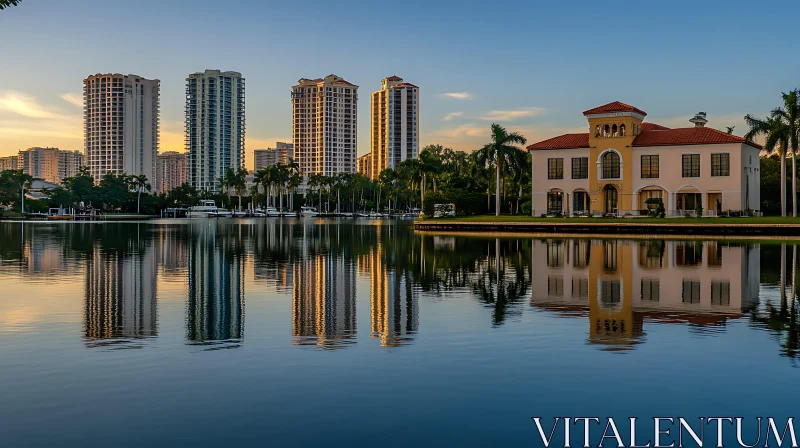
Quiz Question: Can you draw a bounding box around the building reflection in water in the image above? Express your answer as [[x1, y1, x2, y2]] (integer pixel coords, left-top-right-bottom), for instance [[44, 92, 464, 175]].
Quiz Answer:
[[531, 239, 760, 351], [292, 223, 357, 349], [366, 243, 419, 347], [84, 240, 158, 349], [186, 222, 244, 349]]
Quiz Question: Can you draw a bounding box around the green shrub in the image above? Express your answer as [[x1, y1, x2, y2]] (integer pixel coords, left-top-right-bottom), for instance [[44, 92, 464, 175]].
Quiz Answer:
[[422, 189, 488, 217]]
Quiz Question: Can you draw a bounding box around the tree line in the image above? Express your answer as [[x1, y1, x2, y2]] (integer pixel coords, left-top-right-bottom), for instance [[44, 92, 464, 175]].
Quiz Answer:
[[3, 108, 800, 217]]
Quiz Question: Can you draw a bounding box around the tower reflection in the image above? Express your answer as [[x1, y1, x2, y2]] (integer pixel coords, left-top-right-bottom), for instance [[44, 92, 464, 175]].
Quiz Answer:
[[292, 222, 357, 349], [531, 239, 760, 351], [367, 243, 418, 347], [84, 239, 158, 348], [186, 222, 244, 349]]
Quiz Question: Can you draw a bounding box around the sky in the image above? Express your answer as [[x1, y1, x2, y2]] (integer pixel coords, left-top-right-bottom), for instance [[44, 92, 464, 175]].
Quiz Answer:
[[1, 0, 798, 169]]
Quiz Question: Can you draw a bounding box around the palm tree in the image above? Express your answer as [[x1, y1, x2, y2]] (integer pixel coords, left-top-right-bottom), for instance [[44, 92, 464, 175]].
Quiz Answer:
[[253, 168, 270, 208], [773, 91, 800, 217], [746, 94, 799, 216], [233, 166, 248, 211], [131, 174, 151, 214], [725, 126, 735, 135], [0, 0, 22, 10], [479, 124, 527, 216], [287, 167, 302, 211]]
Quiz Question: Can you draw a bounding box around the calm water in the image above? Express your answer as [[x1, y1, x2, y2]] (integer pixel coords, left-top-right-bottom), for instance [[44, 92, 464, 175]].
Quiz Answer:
[[1, 219, 799, 446]]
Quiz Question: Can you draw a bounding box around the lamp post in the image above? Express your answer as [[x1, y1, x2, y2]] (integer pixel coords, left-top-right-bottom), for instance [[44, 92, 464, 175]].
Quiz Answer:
[[20, 184, 24, 215]]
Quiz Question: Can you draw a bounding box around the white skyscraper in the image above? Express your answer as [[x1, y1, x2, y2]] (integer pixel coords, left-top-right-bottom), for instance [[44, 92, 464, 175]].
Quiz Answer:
[[185, 70, 246, 193], [292, 75, 358, 177], [370, 75, 419, 179], [83, 74, 160, 182]]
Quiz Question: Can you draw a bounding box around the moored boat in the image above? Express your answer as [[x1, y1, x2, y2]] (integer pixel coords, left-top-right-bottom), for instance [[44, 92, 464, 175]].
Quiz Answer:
[[300, 206, 320, 217]]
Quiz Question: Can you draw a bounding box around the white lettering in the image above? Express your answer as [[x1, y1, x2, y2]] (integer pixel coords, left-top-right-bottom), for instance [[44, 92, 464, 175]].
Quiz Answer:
[[532, 417, 560, 448], [630, 417, 652, 448], [707, 418, 733, 448], [655, 418, 676, 448], [735, 417, 761, 448], [575, 417, 601, 448], [598, 418, 624, 448], [565, 417, 571, 448], [766, 418, 798, 448], [678, 418, 704, 448]]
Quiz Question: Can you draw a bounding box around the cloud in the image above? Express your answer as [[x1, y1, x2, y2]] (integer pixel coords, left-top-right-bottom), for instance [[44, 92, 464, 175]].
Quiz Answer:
[[0, 91, 83, 154], [440, 92, 472, 100], [443, 112, 463, 121], [476, 107, 546, 122], [423, 123, 588, 153], [60, 93, 83, 108], [0, 91, 61, 119]]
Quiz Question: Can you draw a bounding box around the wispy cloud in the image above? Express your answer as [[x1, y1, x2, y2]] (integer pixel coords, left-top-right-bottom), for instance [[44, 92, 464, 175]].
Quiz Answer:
[[0, 91, 60, 119], [430, 124, 489, 141], [443, 111, 463, 121], [60, 93, 83, 108], [476, 107, 546, 122], [440, 92, 472, 100], [0, 91, 83, 154]]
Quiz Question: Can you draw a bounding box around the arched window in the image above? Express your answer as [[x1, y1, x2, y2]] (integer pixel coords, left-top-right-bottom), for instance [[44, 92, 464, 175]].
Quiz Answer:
[[612, 124, 618, 137], [620, 124, 626, 136], [595, 125, 601, 137], [601, 151, 621, 179], [603, 125, 610, 137]]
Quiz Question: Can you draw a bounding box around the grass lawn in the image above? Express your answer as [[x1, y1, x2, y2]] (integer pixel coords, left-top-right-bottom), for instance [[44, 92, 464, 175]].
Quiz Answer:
[[420, 215, 800, 225]]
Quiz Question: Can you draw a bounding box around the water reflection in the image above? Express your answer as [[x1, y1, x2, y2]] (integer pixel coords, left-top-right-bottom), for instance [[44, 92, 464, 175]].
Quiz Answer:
[[365, 243, 419, 347], [186, 222, 244, 349], [5, 220, 800, 359], [531, 239, 760, 350], [84, 240, 158, 348]]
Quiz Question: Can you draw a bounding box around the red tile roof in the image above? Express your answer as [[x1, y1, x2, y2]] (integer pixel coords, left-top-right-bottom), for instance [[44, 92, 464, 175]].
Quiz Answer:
[[527, 133, 589, 150], [385, 75, 402, 81], [641, 122, 670, 131], [333, 79, 356, 86], [632, 127, 762, 149], [393, 82, 418, 88], [583, 101, 647, 117], [527, 125, 762, 150]]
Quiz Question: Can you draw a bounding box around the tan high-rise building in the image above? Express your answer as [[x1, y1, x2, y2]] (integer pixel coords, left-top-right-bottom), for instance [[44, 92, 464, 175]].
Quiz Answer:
[[58, 150, 84, 182], [0, 155, 18, 171], [18, 147, 60, 183], [357, 153, 372, 178], [155, 151, 187, 193], [253, 142, 293, 171], [292, 75, 358, 177], [370, 76, 419, 179], [84, 74, 160, 182], [18, 147, 84, 183]]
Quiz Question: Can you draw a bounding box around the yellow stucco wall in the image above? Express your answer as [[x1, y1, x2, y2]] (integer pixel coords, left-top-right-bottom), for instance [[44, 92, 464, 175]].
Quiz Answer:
[[587, 115, 644, 213]]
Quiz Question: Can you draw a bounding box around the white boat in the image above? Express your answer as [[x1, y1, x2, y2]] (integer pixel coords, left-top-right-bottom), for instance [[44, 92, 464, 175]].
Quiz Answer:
[[188, 200, 231, 218], [356, 212, 370, 218], [300, 206, 320, 217], [252, 209, 267, 217], [280, 210, 298, 217], [266, 206, 282, 217], [232, 209, 249, 218]]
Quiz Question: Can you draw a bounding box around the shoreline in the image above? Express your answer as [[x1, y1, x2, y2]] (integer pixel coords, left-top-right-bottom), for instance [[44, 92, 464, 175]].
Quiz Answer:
[[414, 220, 800, 236]]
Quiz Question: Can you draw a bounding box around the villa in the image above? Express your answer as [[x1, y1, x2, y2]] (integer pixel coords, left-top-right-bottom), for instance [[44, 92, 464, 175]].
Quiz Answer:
[[527, 102, 762, 217]]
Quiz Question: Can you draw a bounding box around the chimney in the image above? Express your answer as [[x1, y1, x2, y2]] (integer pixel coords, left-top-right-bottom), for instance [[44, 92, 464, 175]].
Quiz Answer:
[[689, 112, 708, 127]]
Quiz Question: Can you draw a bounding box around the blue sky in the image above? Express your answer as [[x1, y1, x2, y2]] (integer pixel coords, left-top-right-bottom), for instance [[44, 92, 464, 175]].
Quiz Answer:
[[1, 0, 798, 167]]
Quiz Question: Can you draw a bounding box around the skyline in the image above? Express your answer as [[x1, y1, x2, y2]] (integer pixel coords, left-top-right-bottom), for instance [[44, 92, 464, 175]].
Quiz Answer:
[[1, 0, 799, 169]]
